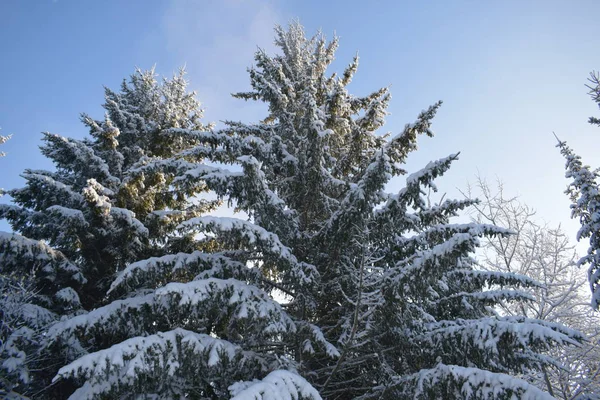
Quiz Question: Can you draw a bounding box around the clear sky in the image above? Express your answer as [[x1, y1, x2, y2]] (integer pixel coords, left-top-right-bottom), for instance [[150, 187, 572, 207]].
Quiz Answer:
[[1, 0, 599, 242]]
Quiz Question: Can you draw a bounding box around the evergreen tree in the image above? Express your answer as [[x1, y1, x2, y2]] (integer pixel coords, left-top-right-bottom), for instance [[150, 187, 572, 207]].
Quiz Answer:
[[2, 23, 583, 400], [0, 68, 219, 397], [556, 71, 600, 309], [46, 87, 330, 397], [0, 232, 84, 398], [220, 23, 580, 399], [52, 23, 578, 399], [1, 130, 75, 399]]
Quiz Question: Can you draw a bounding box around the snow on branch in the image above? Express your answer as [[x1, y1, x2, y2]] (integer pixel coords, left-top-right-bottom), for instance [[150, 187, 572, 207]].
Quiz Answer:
[[109, 251, 259, 294], [124, 157, 240, 199], [431, 289, 535, 308], [0, 231, 84, 282], [386, 101, 443, 173], [48, 278, 295, 345], [295, 322, 340, 358], [326, 149, 391, 234], [447, 269, 541, 290], [46, 206, 88, 227], [179, 217, 295, 260], [421, 317, 582, 361], [0, 129, 11, 157], [406, 153, 459, 192], [230, 155, 299, 240], [156, 279, 295, 334], [54, 328, 263, 400], [382, 363, 555, 399], [394, 231, 480, 282], [376, 154, 465, 224], [170, 127, 267, 163], [40, 133, 118, 187], [229, 370, 322, 400], [178, 216, 319, 287], [20, 171, 85, 207]]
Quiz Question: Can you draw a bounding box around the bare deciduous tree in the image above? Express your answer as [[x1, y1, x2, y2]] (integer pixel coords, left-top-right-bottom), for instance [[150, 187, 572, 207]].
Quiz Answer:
[[464, 177, 600, 399]]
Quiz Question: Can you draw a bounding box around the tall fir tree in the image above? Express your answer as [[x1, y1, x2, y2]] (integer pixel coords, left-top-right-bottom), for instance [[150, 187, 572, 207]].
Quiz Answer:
[[556, 71, 600, 309], [0, 232, 84, 398], [1, 130, 78, 399], [53, 23, 579, 399], [0, 68, 221, 398], [2, 23, 584, 400], [217, 23, 581, 399]]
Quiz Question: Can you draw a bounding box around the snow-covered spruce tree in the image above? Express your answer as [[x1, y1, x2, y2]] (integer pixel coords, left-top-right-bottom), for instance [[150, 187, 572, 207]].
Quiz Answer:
[[44, 110, 330, 398], [36, 23, 582, 399], [556, 71, 600, 309], [1, 131, 79, 399], [0, 68, 221, 398], [0, 232, 84, 399], [226, 23, 583, 399], [466, 178, 600, 399], [65, 23, 583, 399]]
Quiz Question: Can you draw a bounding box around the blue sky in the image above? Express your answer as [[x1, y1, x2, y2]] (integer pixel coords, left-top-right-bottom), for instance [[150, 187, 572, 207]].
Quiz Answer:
[[1, 0, 599, 240]]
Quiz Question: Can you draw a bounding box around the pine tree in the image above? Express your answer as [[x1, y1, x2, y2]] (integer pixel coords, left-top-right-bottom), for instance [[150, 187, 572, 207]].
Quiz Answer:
[[1, 130, 79, 399], [224, 23, 582, 399], [556, 71, 600, 309], [0, 68, 220, 398], [46, 108, 330, 397], [3, 24, 583, 400], [0, 232, 84, 398], [63, 22, 579, 399]]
